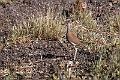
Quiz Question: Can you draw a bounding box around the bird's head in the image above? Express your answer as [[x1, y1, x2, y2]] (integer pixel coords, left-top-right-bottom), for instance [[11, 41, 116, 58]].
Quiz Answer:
[[63, 19, 75, 28]]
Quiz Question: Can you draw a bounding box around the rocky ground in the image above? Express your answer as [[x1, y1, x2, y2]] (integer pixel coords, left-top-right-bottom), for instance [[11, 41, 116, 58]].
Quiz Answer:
[[0, 0, 120, 80]]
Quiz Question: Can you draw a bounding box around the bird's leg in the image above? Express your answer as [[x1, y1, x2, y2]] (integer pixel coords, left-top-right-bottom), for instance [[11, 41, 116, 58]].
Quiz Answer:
[[74, 46, 78, 60]]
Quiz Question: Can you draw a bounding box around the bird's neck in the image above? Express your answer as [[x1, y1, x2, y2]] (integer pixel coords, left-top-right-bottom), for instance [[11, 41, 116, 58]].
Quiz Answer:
[[67, 27, 71, 36], [66, 23, 70, 33]]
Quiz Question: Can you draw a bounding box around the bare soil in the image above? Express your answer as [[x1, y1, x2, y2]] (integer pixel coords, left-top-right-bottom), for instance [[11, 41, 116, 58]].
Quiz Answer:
[[0, 0, 120, 79]]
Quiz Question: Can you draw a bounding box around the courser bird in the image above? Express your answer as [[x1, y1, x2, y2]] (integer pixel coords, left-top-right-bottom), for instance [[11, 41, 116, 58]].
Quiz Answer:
[[66, 21, 84, 60]]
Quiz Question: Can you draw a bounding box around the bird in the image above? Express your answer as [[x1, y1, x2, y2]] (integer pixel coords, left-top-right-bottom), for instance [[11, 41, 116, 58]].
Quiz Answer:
[[65, 20, 84, 60]]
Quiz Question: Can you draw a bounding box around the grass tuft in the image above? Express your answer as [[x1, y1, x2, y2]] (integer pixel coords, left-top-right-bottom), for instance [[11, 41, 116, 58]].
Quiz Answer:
[[7, 10, 65, 45]]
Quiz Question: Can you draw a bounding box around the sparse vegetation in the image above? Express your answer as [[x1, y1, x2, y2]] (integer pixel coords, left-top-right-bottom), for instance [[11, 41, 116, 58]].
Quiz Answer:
[[7, 11, 64, 45], [0, 0, 17, 7], [5, 9, 119, 80], [0, 0, 120, 80]]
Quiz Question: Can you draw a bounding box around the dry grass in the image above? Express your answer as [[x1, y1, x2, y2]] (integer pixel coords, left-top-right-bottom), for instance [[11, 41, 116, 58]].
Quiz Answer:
[[0, 0, 17, 6], [0, 3, 120, 80], [7, 10, 65, 45], [68, 10, 120, 80]]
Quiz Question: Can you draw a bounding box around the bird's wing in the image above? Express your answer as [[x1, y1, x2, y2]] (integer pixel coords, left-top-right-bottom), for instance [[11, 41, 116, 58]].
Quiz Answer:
[[68, 31, 84, 46]]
